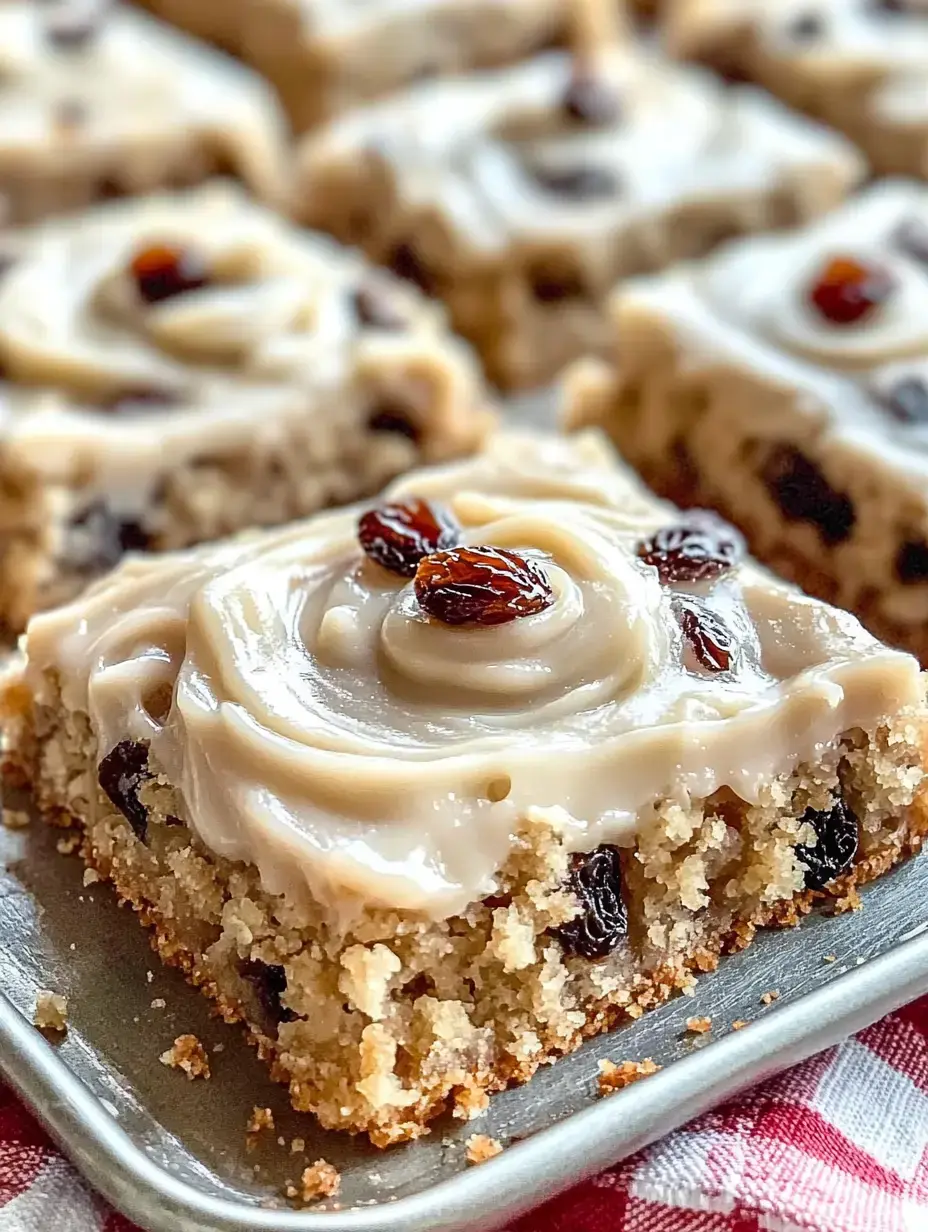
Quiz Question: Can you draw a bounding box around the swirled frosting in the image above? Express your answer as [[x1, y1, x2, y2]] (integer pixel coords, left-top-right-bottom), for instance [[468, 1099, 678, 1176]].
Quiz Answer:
[[25, 431, 923, 920], [0, 183, 487, 505]]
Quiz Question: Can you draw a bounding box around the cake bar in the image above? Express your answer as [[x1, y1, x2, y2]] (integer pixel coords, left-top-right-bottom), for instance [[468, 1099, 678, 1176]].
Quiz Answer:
[[565, 179, 928, 662], [0, 183, 491, 634], [4, 429, 926, 1146], [0, 0, 288, 226], [294, 4, 862, 389], [667, 0, 928, 177], [135, 0, 576, 134]]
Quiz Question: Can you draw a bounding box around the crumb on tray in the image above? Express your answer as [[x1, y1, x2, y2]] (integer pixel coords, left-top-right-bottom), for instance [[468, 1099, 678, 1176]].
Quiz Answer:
[[33, 990, 68, 1032], [732, 1019, 749, 1031], [247, 1106, 275, 1136], [760, 989, 780, 1006], [685, 1016, 711, 1035], [598, 1057, 660, 1096], [2, 807, 30, 830], [465, 1134, 503, 1165], [82, 867, 100, 887], [56, 833, 81, 855], [286, 1159, 341, 1202], [159, 1033, 210, 1080], [291, 1137, 306, 1154]]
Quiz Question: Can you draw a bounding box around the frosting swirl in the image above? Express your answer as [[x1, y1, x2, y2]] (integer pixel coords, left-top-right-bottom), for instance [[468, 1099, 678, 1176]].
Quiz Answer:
[[27, 432, 924, 920]]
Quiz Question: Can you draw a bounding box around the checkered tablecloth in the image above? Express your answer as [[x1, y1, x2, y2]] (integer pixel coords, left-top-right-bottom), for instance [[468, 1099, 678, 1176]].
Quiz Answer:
[[3, 998, 928, 1232]]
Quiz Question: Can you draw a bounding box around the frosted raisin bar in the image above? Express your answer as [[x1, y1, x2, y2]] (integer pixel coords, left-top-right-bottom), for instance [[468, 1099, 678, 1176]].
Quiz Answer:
[[0, 1, 288, 225], [3, 430, 926, 1145], [294, 40, 862, 389], [0, 184, 491, 634], [666, 0, 928, 177], [135, 0, 573, 134], [565, 180, 928, 662]]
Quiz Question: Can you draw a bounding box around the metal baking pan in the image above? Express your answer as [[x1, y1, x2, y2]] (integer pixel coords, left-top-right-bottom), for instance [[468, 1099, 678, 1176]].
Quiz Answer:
[[1, 808, 928, 1232]]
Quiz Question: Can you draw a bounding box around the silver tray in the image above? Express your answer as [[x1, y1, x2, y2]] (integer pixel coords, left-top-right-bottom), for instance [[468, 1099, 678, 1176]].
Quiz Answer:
[[1, 809, 928, 1232]]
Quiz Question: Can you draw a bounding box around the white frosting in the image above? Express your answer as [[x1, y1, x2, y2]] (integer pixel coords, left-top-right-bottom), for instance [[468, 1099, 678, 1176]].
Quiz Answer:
[[24, 432, 923, 922]]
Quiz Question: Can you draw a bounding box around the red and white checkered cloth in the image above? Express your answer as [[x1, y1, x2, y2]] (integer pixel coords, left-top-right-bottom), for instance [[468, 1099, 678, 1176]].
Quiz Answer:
[[4, 998, 928, 1232]]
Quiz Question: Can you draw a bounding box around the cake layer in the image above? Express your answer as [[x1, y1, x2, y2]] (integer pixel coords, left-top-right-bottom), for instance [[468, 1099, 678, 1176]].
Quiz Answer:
[[4, 431, 927, 1143], [294, 43, 863, 388], [565, 180, 928, 662], [0, 1, 288, 224], [0, 184, 491, 632]]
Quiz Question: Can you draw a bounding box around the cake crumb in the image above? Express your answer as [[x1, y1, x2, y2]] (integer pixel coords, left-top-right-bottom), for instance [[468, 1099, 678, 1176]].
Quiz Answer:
[[685, 1016, 711, 1035], [33, 990, 68, 1032], [760, 989, 780, 1006], [150, 998, 166, 1010], [146, 970, 154, 983], [465, 1134, 503, 1165], [286, 1160, 340, 1203], [159, 1034, 210, 1080], [82, 867, 100, 887], [291, 1137, 306, 1154], [732, 1019, 749, 1031], [824, 955, 837, 963], [247, 1106, 275, 1135], [598, 1057, 660, 1095], [453, 1084, 490, 1121], [2, 807, 30, 830], [626, 1003, 645, 1020], [56, 833, 81, 855]]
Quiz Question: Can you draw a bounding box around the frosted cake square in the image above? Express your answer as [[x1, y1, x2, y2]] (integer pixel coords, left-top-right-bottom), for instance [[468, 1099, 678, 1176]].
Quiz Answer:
[[135, 0, 575, 134], [0, 184, 491, 634], [3, 430, 926, 1146], [294, 41, 862, 389], [667, 0, 928, 177], [565, 180, 928, 662], [0, 1, 289, 225]]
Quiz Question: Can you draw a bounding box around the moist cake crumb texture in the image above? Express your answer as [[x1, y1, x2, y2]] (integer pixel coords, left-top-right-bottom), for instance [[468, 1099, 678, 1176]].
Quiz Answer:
[[159, 1034, 211, 1080], [4, 430, 927, 1145], [33, 991, 68, 1032], [465, 1134, 504, 1165], [598, 1057, 661, 1095]]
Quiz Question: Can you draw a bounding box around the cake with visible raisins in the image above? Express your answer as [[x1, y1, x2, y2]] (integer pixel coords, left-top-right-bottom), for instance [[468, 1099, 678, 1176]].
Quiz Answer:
[[0, 183, 491, 635], [134, 0, 578, 134], [565, 179, 928, 662], [4, 429, 927, 1146], [666, 0, 928, 178], [0, 1, 289, 225], [293, 25, 862, 389]]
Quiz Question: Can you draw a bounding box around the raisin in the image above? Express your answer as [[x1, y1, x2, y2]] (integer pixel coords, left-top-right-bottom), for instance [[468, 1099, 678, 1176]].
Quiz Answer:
[[44, 10, 101, 50], [358, 498, 458, 578], [67, 502, 151, 574], [239, 959, 296, 1030], [637, 513, 743, 585], [674, 596, 735, 673], [367, 403, 420, 442], [880, 376, 928, 424], [532, 165, 619, 201], [762, 446, 856, 546], [896, 539, 928, 583], [554, 845, 627, 960], [99, 386, 183, 415], [786, 11, 825, 39], [527, 260, 586, 303], [415, 547, 555, 627], [129, 243, 209, 305], [351, 282, 408, 331], [562, 74, 622, 125], [387, 242, 436, 297], [98, 741, 150, 841], [807, 255, 895, 326], [795, 798, 859, 890]]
